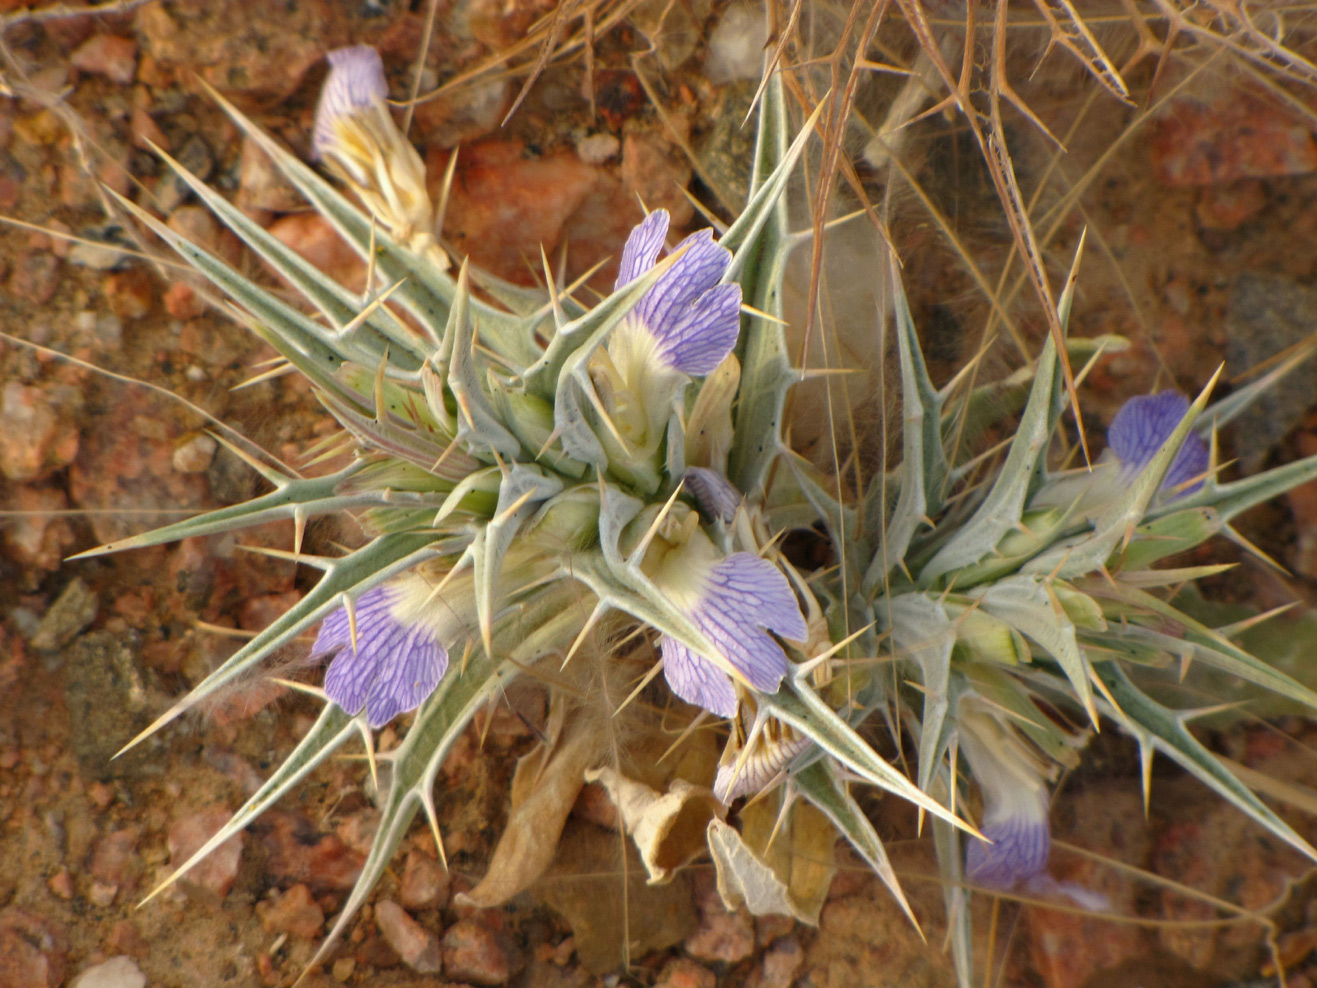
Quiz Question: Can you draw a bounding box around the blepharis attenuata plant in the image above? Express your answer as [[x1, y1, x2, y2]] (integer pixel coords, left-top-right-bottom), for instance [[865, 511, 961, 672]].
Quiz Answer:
[[78, 37, 1317, 984]]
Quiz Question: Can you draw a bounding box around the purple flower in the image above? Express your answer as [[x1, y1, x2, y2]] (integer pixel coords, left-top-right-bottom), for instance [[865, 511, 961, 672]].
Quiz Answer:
[[614, 210, 742, 376], [965, 785, 1051, 889], [959, 711, 1054, 890], [313, 45, 388, 160], [656, 549, 807, 717], [310, 583, 449, 728], [1107, 391, 1209, 497], [683, 467, 742, 523]]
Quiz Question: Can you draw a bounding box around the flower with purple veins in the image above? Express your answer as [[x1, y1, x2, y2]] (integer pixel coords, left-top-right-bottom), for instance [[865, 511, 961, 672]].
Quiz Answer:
[[312, 45, 389, 162], [615, 210, 743, 375], [958, 708, 1053, 890], [593, 210, 742, 450], [310, 45, 444, 266], [1107, 391, 1210, 497], [683, 466, 742, 523], [652, 532, 806, 717], [311, 579, 454, 728], [965, 782, 1051, 889]]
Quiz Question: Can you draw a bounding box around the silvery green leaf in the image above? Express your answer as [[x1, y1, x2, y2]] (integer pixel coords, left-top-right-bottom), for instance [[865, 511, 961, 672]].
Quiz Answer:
[[1077, 634, 1173, 669], [929, 506, 1072, 591], [720, 75, 824, 271], [1090, 583, 1317, 710], [865, 255, 948, 595], [150, 141, 424, 368], [319, 387, 458, 475], [443, 263, 522, 458], [525, 485, 602, 548], [552, 376, 608, 468], [881, 594, 955, 793], [761, 679, 974, 835], [433, 465, 502, 525], [1052, 584, 1106, 631], [934, 807, 974, 988], [793, 759, 919, 929], [950, 606, 1029, 666], [71, 461, 367, 559], [945, 335, 1128, 467], [597, 482, 644, 567], [1194, 453, 1317, 525], [969, 575, 1097, 724], [921, 331, 1063, 582], [522, 248, 679, 399], [337, 455, 462, 496], [1095, 663, 1317, 861], [472, 465, 564, 649], [1108, 507, 1222, 571], [488, 382, 587, 478], [964, 664, 1079, 767], [334, 363, 453, 443], [726, 76, 825, 498]]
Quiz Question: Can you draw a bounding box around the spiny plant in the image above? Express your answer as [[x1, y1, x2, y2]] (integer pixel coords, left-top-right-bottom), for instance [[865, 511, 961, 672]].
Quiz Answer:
[[81, 34, 1317, 984]]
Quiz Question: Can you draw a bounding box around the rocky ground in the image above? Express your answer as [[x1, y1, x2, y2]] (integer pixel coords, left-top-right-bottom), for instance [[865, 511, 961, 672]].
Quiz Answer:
[[3, 2, 1317, 987]]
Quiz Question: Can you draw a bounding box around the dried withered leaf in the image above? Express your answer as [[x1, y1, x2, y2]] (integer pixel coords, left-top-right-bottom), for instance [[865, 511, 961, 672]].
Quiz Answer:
[[457, 719, 596, 909], [585, 766, 726, 884], [708, 795, 836, 924]]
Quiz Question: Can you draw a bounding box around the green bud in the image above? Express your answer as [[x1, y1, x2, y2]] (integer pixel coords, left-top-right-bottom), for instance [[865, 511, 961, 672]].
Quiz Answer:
[[948, 604, 1029, 665], [1109, 506, 1221, 571], [938, 506, 1071, 590], [526, 486, 602, 550], [1052, 582, 1106, 632]]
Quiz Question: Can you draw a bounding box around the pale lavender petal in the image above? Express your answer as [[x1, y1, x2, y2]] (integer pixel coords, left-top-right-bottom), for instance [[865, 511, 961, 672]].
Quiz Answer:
[[635, 230, 731, 330], [615, 209, 670, 289], [688, 553, 802, 693], [704, 553, 808, 642], [966, 809, 1050, 889], [313, 45, 388, 158], [1107, 391, 1209, 496], [660, 635, 738, 717], [362, 622, 448, 728], [313, 583, 449, 727], [310, 585, 395, 657], [655, 553, 803, 717], [649, 283, 742, 375], [634, 230, 740, 375], [684, 467, 742, 522]]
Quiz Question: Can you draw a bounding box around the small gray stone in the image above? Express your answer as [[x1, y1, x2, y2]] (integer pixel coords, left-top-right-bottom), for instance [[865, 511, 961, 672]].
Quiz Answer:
[[1225, 273, 1317, 470], [70, 956, 146, 988], [156, 135, 214, 213], [375, 900, 441, 974], [31, 578, 98, 653], [62, 632, 162, 780], [68, 224, 132, 271]]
